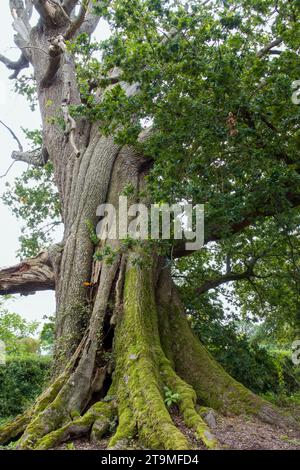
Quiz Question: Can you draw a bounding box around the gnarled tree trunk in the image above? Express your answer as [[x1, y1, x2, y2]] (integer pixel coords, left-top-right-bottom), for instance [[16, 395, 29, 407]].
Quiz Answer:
[[0, 1, 298, 450]]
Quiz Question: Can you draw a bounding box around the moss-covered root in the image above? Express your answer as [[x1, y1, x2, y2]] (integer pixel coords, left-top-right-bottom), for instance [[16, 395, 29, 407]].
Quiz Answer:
[[108, 400, 137, 449], [109, 258, 195, 450], [0, 409, 32, 445], [34, 402, 116, 450], [161, 362, 218, 449]]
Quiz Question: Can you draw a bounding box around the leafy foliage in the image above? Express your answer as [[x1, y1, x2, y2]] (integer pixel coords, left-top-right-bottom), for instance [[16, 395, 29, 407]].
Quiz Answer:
[[0, 300, 40, 356], [0, 356, 51, 418], [2, 162, 61, 258], [163, 386, 181, 408]]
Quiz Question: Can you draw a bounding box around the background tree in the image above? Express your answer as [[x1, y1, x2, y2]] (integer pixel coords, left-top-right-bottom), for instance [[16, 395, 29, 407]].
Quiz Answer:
[[0, 0, 299, 450]]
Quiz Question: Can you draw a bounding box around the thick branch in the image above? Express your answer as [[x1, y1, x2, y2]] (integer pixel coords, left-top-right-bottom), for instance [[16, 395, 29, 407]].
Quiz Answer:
[[40, 35, 66, 88], [195, 255, 267, 294], [0, 252, 55, 296], [63, 0, 79, 14], [0, 53, 29, 79], [32, 0, 58, 25], [78, 0, 104, 36], [39, 0, 89, 88], [11, 147, 49, 166], [64, 0, 89, 40]]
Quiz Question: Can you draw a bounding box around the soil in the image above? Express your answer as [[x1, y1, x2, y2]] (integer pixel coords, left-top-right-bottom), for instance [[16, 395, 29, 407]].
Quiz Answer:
[[54, 408, 300, 451]]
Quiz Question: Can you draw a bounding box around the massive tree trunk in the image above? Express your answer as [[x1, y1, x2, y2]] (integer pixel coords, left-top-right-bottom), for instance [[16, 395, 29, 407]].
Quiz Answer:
[[0, 1, 298, 450]]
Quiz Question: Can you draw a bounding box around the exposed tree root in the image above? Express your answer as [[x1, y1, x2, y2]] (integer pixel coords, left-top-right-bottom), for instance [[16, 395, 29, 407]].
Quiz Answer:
[[14, 259, 120, 450], [0, 255, 297, 451], [35, 401, 116, 449]]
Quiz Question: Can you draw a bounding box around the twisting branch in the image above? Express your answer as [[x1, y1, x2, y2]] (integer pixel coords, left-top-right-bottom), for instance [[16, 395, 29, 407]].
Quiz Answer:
[[257, 37, 283, 58], [0, 251, 55, 296], [62, 82, 80, 157], [195, 256, 271, 295]]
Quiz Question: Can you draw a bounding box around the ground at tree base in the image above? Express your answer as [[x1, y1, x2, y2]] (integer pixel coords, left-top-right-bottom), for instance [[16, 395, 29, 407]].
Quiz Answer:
[[47, 410, 300, 451]]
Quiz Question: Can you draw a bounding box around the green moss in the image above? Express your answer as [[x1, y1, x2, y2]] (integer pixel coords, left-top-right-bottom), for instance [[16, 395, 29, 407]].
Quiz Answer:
[[34, 401, 115, 450], [110, 257, 190, 449], [0, 409, 32, 445], [160, 299, 267, 416]]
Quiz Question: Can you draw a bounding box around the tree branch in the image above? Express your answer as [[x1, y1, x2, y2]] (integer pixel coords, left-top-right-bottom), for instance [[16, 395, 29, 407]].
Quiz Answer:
[[0, 119, 23, 151], [64, 0, 89, 40], [196, 256, 271, 295], [257, 37, 283, 58], [39, 0, 89, 88], [0, 52, 29, 79], [78, 0, 104, 36], [0, 251, 55, 296], [40, 35, 67, 88], [32, 0, 58, 25], [11, 147, 49, 166], [63, 0, 79, 14]]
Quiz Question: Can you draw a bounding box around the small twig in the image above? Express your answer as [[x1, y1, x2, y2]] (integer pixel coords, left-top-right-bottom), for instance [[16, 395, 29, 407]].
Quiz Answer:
[[0, 161, 16, 179], [19, 46, 50, 56]]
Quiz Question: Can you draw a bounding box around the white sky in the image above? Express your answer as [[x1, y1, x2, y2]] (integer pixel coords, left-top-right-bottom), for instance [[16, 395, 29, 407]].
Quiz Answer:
[[0, 4, 109, 327]]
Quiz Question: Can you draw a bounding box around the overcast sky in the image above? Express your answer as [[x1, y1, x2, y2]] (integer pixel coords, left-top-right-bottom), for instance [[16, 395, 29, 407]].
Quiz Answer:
[[0, 4, 109, 327]]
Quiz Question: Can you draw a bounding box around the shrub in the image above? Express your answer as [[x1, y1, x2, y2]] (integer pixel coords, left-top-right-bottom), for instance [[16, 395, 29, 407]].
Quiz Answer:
[[0, 355, 51, 418], [191, 318, 299, 395]]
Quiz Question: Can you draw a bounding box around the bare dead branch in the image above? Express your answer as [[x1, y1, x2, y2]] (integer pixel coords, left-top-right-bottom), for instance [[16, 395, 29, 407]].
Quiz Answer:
[[0, 251, 55, 296], [0, 161, 16, 179], [0, 119, 23, 152]]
